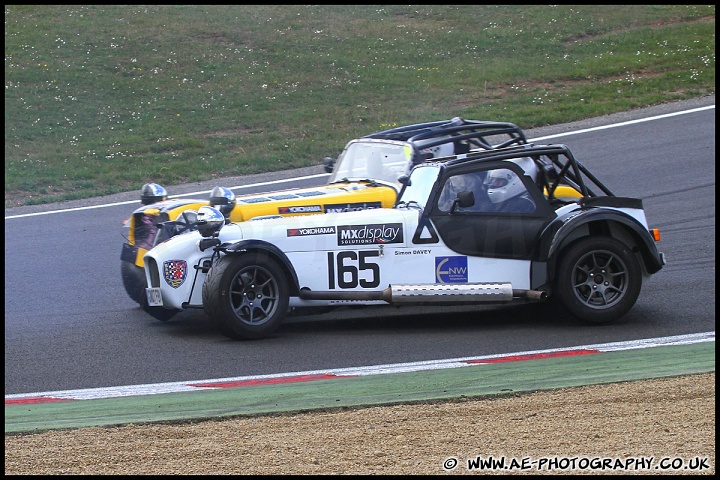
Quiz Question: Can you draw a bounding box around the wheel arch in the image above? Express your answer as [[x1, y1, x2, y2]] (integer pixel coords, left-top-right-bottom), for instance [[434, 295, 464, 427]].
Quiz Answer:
[[533, 209, 663, 289], [223, 239, 301, 296]]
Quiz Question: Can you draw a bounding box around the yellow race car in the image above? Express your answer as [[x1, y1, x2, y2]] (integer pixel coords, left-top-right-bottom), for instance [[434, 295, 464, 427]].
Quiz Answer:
[[121, 118, 528, 306]]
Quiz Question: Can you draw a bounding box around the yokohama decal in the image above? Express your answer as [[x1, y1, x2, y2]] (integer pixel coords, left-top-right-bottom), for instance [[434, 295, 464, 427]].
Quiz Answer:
[[278, 205, 323, 214], [287, 226, 337, 237]]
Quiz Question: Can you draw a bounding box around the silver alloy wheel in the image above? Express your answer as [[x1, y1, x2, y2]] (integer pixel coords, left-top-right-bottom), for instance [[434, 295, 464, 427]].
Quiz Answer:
[[569, 249, 628, 309], [229, 266, 281, 325]]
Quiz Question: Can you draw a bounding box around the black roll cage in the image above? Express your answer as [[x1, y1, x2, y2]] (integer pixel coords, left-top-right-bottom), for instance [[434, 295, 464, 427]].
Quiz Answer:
[[364, 118, 529, 158], [434, 143, 616, 202]]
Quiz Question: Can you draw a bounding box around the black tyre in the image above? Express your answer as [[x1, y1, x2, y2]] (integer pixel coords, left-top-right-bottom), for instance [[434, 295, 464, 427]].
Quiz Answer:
[[554, 236, 642, 324], [203, 253, 289, 340], [121, 260, 147, 305]]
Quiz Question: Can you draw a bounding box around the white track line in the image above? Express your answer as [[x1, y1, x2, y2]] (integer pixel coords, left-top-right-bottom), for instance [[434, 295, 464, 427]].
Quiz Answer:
[[5, 332, 714, 403]]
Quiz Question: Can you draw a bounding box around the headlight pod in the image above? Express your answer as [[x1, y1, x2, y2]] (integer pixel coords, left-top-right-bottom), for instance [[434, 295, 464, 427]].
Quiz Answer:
[[141, 183, 168, 205], [196, 206, 225, 237], [209, 186, 236, 217]]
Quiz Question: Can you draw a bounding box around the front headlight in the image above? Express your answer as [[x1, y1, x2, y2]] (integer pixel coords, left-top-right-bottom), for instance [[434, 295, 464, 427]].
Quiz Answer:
[[196, 206, 225, 237], [209, 186, 236, 217], [141, 183, 168, 205]]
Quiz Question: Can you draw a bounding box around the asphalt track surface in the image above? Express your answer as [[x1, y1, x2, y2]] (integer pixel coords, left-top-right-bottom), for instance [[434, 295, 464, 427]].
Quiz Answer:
[[4, 96, 716, 432]]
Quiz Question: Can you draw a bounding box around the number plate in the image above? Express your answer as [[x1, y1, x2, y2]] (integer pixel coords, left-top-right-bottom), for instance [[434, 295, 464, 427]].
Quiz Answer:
[[145, 287, 163, 307]]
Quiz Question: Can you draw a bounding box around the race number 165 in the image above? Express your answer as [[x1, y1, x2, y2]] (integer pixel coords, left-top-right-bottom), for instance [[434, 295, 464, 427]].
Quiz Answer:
[[327, 251, 380, 289]]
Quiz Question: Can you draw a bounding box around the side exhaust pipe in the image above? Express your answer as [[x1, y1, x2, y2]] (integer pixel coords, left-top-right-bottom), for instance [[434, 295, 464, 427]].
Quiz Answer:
[[513, 289, 548, 301], [298, 284, 547, 304]]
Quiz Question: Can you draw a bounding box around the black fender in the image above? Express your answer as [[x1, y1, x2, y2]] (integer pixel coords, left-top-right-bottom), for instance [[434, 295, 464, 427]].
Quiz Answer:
[[531, 208, 664, 289], [222, 239, 301, 295]]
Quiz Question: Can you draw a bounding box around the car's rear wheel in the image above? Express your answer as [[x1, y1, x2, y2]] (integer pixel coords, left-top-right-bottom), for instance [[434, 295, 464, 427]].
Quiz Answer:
[[203, 253, 289, 340], [555, 236, 641, 324]]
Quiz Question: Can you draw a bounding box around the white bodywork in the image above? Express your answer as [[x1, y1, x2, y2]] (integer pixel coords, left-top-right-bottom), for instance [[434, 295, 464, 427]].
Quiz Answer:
[[144, 207, 535, 311]]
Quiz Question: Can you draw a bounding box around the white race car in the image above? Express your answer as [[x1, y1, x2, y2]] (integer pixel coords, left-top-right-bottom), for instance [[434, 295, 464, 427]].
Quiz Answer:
[[142, 143, 666, 339]]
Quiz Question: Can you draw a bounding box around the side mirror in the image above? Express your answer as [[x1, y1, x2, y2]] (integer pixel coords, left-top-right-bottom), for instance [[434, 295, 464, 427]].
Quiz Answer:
[[199, 237, 221, 252], [397, 174, 411, 186], [451, 191, 475, 213], [323, 156, 334, 173]]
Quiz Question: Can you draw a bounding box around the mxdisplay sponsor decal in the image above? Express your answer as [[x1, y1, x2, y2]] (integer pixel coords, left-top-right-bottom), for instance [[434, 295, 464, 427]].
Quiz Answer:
[[278, 205, 323, 214], [324, 201, 382, 213], [287, 226, 337, 237], [435, 256, 468, 283], [163, 260, 188, 288], [337, 223, 403, 245]]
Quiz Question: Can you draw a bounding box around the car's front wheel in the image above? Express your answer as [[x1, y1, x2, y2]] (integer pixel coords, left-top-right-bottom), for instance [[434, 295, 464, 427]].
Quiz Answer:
[[121, 260, 147, 305], [555, 236, 642, 324], [203, 253, 289, 340]]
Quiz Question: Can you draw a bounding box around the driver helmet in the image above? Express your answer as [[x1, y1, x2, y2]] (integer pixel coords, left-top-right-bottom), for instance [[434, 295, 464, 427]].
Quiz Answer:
[[485, 157, 538, 204], [209, 186, 236, 218], [449, 172, 483, 194], [140, 183, 167, 205]]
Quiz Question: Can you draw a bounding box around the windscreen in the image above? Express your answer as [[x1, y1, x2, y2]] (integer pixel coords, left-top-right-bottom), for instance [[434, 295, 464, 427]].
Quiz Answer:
[[328, 140, 412, 185], [395, 164, 441, 210]]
